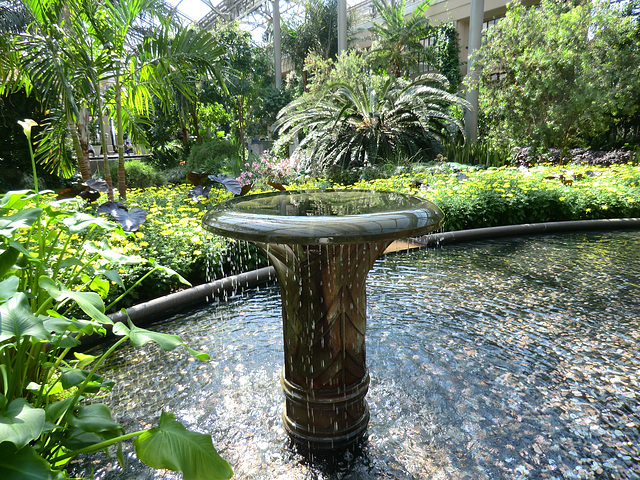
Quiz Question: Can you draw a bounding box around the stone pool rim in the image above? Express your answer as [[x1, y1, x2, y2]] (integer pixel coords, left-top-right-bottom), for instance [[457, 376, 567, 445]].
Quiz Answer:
[[98, 217, 640, 339]]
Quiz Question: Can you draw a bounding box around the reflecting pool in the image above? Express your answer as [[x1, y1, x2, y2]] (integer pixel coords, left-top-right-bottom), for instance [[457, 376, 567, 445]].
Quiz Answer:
[[70, 231, 640, 480]]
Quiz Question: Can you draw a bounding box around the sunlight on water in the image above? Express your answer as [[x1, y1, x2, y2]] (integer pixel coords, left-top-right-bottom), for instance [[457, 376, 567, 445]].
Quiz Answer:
[[70, 231, 640, 480]]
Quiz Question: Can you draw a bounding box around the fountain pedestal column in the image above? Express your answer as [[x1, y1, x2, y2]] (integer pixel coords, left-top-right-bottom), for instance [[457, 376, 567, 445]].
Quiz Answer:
[[260, 241, 391, 449], [202, 189, 444, 452]]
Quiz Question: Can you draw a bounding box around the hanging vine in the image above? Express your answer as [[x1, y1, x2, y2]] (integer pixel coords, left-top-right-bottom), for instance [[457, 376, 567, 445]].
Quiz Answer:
[[433, 23, 462, 92]]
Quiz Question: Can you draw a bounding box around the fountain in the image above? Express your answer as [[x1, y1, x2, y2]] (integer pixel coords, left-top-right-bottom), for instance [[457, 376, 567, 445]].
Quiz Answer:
[[202, 189, 444, 450]]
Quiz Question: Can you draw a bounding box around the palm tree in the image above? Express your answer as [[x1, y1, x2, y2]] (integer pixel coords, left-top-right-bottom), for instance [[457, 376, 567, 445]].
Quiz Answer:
[[1, 0, 225, 198], [84, 0, 225, 198], [0, 1, 29, 90], [368, 0, 435, 78], [0, 0, 95, 180], [274, 73, 471, 172]]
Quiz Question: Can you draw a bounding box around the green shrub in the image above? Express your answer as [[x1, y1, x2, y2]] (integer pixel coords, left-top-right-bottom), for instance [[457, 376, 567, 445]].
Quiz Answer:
[[110, 159, 165, 188], [185, 137, 240, 174], [149, 140, 185, 170], [475, 0, 640, 153], [442, 139, 511, 168], [163, 165, 189, 184], [352, 164, 640, 231]]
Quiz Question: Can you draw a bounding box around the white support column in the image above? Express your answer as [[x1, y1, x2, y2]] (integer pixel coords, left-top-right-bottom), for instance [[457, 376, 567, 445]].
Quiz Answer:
[[338, 0, 347, 54], [274, 0, 282, 88], [464, 0, 484, 143]]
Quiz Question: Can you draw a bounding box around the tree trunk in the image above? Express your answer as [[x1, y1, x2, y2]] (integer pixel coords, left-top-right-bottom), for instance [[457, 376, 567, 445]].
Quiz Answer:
[[116, 76, 126, 200], [181, 124, 188, 146], [77, 107, 93, 180], [68, 120, 91, 181], [97, 97, 114, 201], [191, 102, 201, 145]]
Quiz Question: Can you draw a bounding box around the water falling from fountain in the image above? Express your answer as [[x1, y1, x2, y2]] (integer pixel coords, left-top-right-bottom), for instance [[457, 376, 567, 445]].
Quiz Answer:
[[202, 189, 444, 451]]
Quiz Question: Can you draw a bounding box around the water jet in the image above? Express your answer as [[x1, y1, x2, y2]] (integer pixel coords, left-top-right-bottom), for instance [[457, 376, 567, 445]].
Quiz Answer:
[[202, 189, 444, 450]]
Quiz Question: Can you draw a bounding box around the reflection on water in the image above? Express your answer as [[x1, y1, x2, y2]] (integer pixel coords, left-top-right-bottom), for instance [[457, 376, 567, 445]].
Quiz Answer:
[[213, 190, 432, 216], [70, 231, 640, 480]]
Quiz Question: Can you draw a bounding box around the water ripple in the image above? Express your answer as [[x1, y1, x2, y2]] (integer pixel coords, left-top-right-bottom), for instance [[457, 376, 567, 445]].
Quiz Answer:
[[70, 231, 640, 480]]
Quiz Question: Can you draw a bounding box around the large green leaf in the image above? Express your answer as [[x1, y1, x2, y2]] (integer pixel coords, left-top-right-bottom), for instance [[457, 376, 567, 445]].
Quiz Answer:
[[59, 368, 114, 393], [61, 212, 115, 234], [0, 208, 42, 237], [84, 240, 143, 265], [67, 404, 122, 434], [0, 293, 50, 342], [45, 398, 75, 425], [42, 314, 99, 338], [56, 257, 85, 270], [147, 258, 191, 286], [59, 431, 104, 451], [7, 240, 39, 262], [0, 277, 19, 302], [0, 247, 20, 279], [96, 268, 124, 288], [0, 443, 65, 480], [0, 399, 45, 449], [39, 276, 112, 325], [0, 190, 37, 211], [134, 411, 233, 480], [89, 276, 110, 297], [113, 321, 209, 360]]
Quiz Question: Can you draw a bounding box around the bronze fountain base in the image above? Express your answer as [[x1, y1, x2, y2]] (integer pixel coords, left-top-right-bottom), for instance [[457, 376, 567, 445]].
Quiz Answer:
[[203, 190, 443, 450]]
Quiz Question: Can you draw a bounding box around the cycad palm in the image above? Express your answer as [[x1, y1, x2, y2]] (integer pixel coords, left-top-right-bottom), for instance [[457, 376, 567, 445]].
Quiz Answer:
[[274, 73, 470, 172]]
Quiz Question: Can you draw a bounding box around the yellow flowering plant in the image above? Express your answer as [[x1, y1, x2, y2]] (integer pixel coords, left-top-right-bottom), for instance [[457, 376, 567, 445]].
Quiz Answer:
[[352, 164, 640, 230], [98, 184, 267, 305]]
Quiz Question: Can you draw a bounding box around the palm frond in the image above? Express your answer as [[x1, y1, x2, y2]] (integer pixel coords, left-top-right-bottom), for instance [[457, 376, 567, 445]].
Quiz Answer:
[[275, 73, 471, 172], [34, 111, 76, 177]]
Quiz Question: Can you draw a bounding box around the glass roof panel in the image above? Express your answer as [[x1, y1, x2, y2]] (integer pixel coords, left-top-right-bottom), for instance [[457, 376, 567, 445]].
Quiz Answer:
[[166, 0, 214, 22]]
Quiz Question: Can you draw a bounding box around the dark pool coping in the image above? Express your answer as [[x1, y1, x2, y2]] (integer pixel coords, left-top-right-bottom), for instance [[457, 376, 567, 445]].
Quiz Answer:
[[416, 217, 640, 247], [99, 218, 640, 340]]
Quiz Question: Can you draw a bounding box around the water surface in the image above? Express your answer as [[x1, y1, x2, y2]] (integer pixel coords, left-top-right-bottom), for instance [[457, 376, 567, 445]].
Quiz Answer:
[[71, 231, 640, 480]]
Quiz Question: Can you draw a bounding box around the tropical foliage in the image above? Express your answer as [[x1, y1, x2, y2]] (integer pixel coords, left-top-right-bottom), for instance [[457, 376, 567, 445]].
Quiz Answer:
[[203, 22, 274, 160], [274, 72, 470, 175], [0, 189, 233, 480], [0, 0, 225, 198], [368, 0, 434, 78], [474, 0, 640, 154], [0, 125, 233, 479]]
